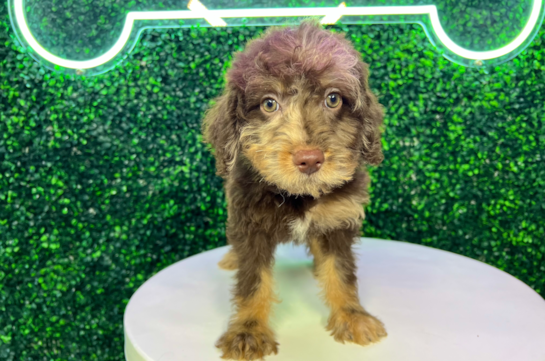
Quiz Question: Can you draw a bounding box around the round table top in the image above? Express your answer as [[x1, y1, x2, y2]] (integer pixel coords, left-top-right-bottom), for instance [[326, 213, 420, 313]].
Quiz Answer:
[[124, 238, 545, 361]]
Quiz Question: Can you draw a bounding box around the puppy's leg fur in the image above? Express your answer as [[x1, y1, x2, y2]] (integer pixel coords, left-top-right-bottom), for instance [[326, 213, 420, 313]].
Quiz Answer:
[[218, 248, 238, 270], [310, 230, 387, 345], [216, 235, 279, 360]]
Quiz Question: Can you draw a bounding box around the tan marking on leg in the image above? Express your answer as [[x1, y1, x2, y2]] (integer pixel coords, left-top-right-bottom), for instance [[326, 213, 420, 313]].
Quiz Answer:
[[232, 267, 280, 322], [308, 236, 325, 276], [216, 268, 280, 360], [316, 256, 361, 311], [218, 249, 238, 270], [315, 255, 387, 346]]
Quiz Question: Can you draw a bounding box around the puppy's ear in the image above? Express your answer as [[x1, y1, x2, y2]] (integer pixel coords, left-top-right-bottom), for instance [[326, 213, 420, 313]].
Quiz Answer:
[[356, 62, 384, 166], [202, 85, 242, 177]]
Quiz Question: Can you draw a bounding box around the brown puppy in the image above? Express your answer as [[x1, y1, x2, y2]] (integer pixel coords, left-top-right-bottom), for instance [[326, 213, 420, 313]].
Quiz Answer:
[[202, 19, 386, 360]]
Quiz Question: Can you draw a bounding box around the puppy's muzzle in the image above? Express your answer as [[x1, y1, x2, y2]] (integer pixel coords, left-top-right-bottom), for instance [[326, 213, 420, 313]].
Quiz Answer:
[[293, 149, 324, 175]]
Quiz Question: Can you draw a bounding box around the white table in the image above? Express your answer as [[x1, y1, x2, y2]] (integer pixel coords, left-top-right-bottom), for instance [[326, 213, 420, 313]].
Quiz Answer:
[[124, 238, 545, 361]]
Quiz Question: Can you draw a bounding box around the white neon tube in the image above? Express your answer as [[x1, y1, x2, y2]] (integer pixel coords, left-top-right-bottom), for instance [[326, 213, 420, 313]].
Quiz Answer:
[[321, 2, 347, 25], [187, 0, 227, 27]]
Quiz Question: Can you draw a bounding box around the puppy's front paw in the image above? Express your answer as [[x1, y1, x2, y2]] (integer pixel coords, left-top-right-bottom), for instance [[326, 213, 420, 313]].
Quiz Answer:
[[216, 322, 279, 360], [326, 308, 387, 346]]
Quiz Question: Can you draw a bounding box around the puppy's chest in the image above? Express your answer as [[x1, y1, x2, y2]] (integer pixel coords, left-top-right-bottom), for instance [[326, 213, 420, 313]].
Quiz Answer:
[[277, 196, 315, 244], [289, 213, 313, 244], [287, 195, 365, 244]]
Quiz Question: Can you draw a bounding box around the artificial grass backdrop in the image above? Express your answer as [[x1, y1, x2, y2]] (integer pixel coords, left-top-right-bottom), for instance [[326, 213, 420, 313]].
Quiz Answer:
[[1, 2, 545, 360]]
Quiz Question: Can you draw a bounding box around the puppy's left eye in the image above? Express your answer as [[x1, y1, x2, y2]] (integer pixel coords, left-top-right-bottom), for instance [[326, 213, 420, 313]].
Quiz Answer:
[[262, 98, 279, 113], [325, 93, 342, 108]]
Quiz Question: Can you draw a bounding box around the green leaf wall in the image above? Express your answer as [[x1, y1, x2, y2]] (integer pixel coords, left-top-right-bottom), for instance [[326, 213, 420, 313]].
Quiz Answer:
[[1, 2, 544, 360]]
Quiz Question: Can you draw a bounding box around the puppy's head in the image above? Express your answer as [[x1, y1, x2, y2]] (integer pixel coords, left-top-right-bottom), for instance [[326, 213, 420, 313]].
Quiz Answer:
[[203, 20, 383, 198]]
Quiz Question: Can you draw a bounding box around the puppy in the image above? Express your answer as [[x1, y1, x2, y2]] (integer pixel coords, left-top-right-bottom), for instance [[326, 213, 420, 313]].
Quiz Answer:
[[202, 19, 386, 360]]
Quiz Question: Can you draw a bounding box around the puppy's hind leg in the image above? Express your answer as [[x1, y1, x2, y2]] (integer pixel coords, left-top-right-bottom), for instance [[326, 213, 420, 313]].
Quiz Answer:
[[310, 229, 387, 346], [308, 236, 325, 277], [218, 248, 238, 270]]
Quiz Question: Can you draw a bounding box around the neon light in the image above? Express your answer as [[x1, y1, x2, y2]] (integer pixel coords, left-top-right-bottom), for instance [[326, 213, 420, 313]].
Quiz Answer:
[[187, 0, 227, 27], [11, 0, 544, 70], [320, 2, 347, 25]]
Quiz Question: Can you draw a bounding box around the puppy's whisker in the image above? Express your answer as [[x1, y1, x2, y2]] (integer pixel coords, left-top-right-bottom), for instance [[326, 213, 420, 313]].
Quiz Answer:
[[278, 193, 286, 207]]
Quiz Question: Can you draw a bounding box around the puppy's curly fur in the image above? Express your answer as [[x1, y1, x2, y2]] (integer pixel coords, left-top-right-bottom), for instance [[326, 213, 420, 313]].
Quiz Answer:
[[202, 19, 386, 360]]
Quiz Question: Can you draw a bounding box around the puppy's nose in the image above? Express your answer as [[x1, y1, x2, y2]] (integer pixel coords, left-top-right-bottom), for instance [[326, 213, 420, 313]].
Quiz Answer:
[[293, 149, 325, 175]]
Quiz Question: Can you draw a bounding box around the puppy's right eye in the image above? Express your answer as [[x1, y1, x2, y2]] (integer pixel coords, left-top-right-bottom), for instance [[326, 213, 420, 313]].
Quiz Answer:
[[325, 93, 342, 108], [262, 99, 279, 113]]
